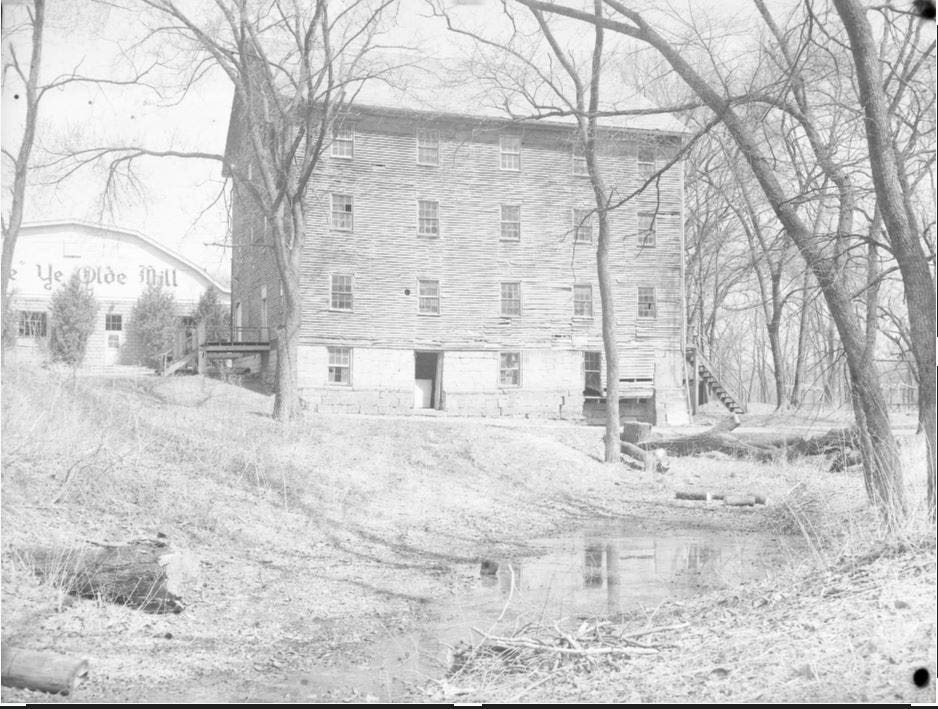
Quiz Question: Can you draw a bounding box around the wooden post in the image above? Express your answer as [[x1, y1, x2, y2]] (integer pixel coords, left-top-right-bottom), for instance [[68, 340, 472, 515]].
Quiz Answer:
[[197, 321, 207, 376], [1, 645, 88, 695], [693, 344, 700, 415]]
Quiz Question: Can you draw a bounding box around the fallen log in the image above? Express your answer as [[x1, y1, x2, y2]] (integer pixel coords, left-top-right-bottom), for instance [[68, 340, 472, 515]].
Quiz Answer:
[[675, 489, 767, 505], [638, 417, 776, 461], [1, 645, 88, 695], [621, 441, 655, 473], [638, 417, 856, 463], [621, 442, 670, 472], [28, 538, 197, 613], [724, 495, 757, 507]]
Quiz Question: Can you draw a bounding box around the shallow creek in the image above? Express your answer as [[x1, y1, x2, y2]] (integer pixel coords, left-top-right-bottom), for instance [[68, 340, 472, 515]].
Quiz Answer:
[[290, 523, 800, 701]]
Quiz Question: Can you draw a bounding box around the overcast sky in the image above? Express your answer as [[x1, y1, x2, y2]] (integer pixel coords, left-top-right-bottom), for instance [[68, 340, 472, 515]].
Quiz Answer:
[[3, 0, 804, 283]]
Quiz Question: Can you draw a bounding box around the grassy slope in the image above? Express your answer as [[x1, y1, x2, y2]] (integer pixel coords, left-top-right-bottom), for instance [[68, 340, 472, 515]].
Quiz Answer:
[[1, 363, 935, 702]]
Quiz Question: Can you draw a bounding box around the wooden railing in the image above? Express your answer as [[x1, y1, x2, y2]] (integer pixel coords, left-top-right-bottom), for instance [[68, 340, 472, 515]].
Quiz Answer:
[[204, 326, 270, 344]]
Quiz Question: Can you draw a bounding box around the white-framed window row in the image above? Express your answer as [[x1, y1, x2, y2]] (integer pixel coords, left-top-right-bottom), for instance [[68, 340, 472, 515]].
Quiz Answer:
[[331, 193, 353, 231], [417, 128, 440, 166], [500, 134, 521, 171], [638, 212, 657, 247], [500, 204, 521, 242], [327, 346, 352, 385], [418, 199, 440, 237], [500, 281, 522, 317], [499, 351, 521, 387], [573, 284, 593, 318], [331, 120, 354, 159], [573, 208, 593, 244], [418, 279, 440, 315], [330, 273, 353, 311], [637, 286, 657, 319]]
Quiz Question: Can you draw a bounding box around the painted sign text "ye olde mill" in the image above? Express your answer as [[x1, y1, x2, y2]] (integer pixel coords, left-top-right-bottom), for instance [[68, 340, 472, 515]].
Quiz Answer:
[[11, 264, 180, 291]]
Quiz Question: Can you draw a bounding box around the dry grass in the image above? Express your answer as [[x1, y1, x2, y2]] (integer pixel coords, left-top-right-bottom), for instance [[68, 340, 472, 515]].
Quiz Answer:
[[2, 361, 934, 703]]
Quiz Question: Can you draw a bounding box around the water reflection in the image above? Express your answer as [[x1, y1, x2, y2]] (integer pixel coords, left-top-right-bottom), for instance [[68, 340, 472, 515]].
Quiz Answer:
[[485, 532, 769, 617], [296, 528, 794, 702]]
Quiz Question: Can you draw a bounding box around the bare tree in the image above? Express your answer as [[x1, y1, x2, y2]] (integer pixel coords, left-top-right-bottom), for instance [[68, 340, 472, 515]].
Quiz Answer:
[[50, 0, 397, 420], [2, 0, 157, 351], [515, 0, 911, 525], [1, 0, 45, 352], [833, 0, 937, 517]]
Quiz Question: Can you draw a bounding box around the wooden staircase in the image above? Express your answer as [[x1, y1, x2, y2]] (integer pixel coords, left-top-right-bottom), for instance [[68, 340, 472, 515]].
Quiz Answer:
[[687, 347, 746, 415]]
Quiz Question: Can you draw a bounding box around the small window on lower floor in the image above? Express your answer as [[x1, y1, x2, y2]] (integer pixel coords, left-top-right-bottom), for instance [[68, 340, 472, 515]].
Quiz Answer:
[[107, 333, 120, 349], [499, 351, 521, 386], [18, 311, 47, 338], [328, 346, 351, 384], [638, 287, 657, 319], [418, 279, 440, 314], [584, 351, 602, 393]]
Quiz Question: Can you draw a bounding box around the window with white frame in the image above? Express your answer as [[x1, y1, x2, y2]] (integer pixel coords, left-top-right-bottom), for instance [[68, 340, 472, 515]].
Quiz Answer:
[[500, 135, 521, 170], [572, 141, 588, 176], [18, 311, 47, 338], [418, 200, 440, 237], [638, 213, 657, 247], [584, 351, 602, 393], [105, 313, 122, 331], [500, 282, 522, 316], [500, 205, 521, 241], [573, 284, 593, 317], [573, 208, 593, 243], [638, 147, 655, 179], [638, 286, 657, 319], [499, 351, 521, 386], [418, 279, 440, 314], [331, 121, 354, 158], [327, 346, 351, 384], [330, 274, 353, 311], [417, 129, 440, 166], [331, 194, 353, 231]]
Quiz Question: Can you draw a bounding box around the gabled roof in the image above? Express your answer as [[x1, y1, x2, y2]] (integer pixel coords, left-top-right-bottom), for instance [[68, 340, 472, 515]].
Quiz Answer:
[[18, 220, 230, 296]]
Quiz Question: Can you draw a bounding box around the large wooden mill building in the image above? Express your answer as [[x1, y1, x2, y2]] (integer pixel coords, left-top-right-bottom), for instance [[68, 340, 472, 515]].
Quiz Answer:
[[225, 95, 691, 424]]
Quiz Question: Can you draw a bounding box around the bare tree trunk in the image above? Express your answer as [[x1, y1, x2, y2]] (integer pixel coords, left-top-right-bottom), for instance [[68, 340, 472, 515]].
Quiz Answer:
[[271, 202, 304, 421], [1, 0, 45, 354], [834, 0, 937, 518], [790, 270, 812, 407]]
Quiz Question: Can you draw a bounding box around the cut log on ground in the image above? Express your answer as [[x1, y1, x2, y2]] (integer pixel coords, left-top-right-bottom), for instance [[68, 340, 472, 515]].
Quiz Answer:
[[621, 441, 670, 472], [621, 441, 655, 472], [724, 495, 757, 507], [27, 538, 197, 613], [1, 645, 88, 695], [675, 489, 767, 505]]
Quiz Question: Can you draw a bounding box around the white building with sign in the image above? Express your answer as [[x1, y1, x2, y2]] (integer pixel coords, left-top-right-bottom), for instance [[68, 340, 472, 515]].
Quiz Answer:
[[9, 221, 229, 369]]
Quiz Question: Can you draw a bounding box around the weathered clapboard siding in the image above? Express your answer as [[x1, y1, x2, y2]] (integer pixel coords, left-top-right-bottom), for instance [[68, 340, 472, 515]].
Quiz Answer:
[[230, 104, 687, 422], [298, 110, 683, 356]]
